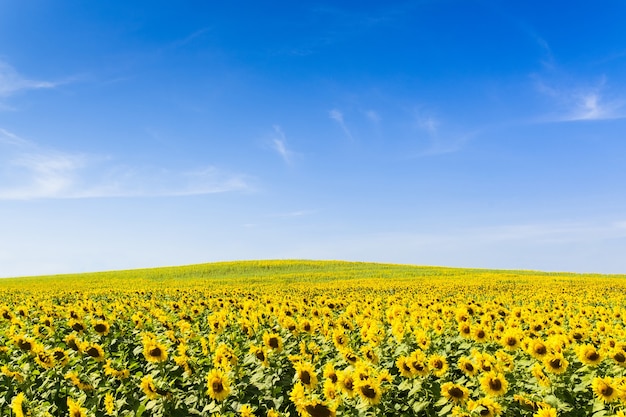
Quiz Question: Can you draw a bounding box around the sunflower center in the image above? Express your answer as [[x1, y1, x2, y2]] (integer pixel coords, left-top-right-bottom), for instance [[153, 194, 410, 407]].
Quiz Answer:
[[150, 347, 162, 357], [361, 384, 376, 398], [506, 338, 517, 346], [53, 351, 66, 360], [344, 379, 353, 390], [269, 337, 279, 349], [489, 378, 502, 391], [601, 385, 613, 396], [432, 360, 443, 369], [586, 351, 599, 361], [479, 409, 490, 416], [477, 330, 485, 338], [549, 358, 562, 368], [305, 404, 332, 417], [614, 352, 625, 363], [18, 340, 32, 351], [87, 347, 101, 358], [412, 362, 424, 371], [464, 363, 474, 372], [535, 345, 547, 355], [212, 381, 224, 393], [449, 387, 464, 398], [329, 373, 338, 383], [301, 370, 311, 385], [255, 351, 265, 361], [72, 323, 85, 332], [94, 324, 107, 332]]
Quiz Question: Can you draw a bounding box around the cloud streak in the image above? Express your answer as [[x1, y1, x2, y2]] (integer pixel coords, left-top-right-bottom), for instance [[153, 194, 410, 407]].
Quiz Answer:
[[0, 61, 57, 98], [0, 129, 249, 200], [329, 109, 354, 140], [270, 125, 294, 165]]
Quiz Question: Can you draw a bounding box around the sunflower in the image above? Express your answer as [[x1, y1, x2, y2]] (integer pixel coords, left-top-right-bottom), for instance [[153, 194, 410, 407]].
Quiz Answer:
[[338, 369, 356, 398], [263, 332, 284, 352], [577, 344, 602, 366], [428, 354, 448, 377], [13, 335, 34, 352], [250, 345, 269, 367], [85, 342, 105, 362], [11, 392, 26, 417], [206, 369, 231, 401], [214, 343, 237, 369], [528, 339, 549, 359], [93, 320, 110, 336], [68, 318, 86, 333], [143, 339, 168, 363], [458, 323, 472, 338], [140, 375, 160, 400], [239, 404, 256, 417], [531, 363, 551, 387], [33, 324, 52, 339], [458, 357, 478, 377], [1, 365, 24, 382], [34, 349, 55, 369], [592, 377, 619, 403], [355, 379, 382, 406], [65, 371, 93, 391], [290, 382, 307, 415], [104, 360, 130, 379], [64, 334, 82, 352], [323, 379, 341, 402], [610, 349, 626, 366], [543, 354, 568, 375], [295, 361, 318, 389], [500, 330, 522, 351], [472, 326, 489, 343], [323, 363, 339, 384], [396, 355, 414, 378], [468, 397, 502, 417], [332, 330, 348, 349], [304, 399, 337, 417], [441, 382, 469, 404], [533, 405, 557, 417], [67, 397, 88, 417], [104, 392, 115, 416], [51, 348, 69, 367], [480, 372, 508, 397], [360, 345, 379, 364], [342, 349, 359, 365]]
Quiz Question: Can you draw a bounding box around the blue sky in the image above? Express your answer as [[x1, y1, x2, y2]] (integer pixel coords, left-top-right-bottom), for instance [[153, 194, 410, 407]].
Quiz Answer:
[[2, 1, 626, 277]]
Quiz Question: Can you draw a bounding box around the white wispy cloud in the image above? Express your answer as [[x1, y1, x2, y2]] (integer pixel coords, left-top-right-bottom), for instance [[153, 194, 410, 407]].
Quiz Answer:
[[416, 115, 439, 134], [270, 125, 294, 165], [0, 61, 57, 97], [329, 109, 354, 140], [0, 129, 249, 200], [365, 109, 381, 123]]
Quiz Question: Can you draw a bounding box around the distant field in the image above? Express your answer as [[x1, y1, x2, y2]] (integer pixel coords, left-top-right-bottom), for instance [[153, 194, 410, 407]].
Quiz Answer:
[[1, 260, 625, 416]]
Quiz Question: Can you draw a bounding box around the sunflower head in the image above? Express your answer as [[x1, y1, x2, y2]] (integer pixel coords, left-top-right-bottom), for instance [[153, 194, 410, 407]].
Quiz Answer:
[[355, 379, 382, 406], [304, 399, 336, 417], [578, 344, 602, 366], [206, 369, 231, 402], [543, 354, 568, 374], [441, 382, 469, 404], [592, 377, 619, 403], [480, 372, 508, 397], [295, 361, 318, 389]]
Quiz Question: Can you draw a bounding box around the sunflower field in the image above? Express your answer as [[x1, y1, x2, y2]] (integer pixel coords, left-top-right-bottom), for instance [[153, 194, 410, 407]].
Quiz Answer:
[[0, 260, 625, 417]]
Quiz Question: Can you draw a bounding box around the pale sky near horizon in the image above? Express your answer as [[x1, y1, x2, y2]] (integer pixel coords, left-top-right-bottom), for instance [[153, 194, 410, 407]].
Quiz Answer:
[[2, 1, 626, 277]]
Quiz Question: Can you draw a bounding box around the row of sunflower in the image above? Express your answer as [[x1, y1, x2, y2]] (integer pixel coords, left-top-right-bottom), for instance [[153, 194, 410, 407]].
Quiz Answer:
[[0, 268, 625, 416]]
